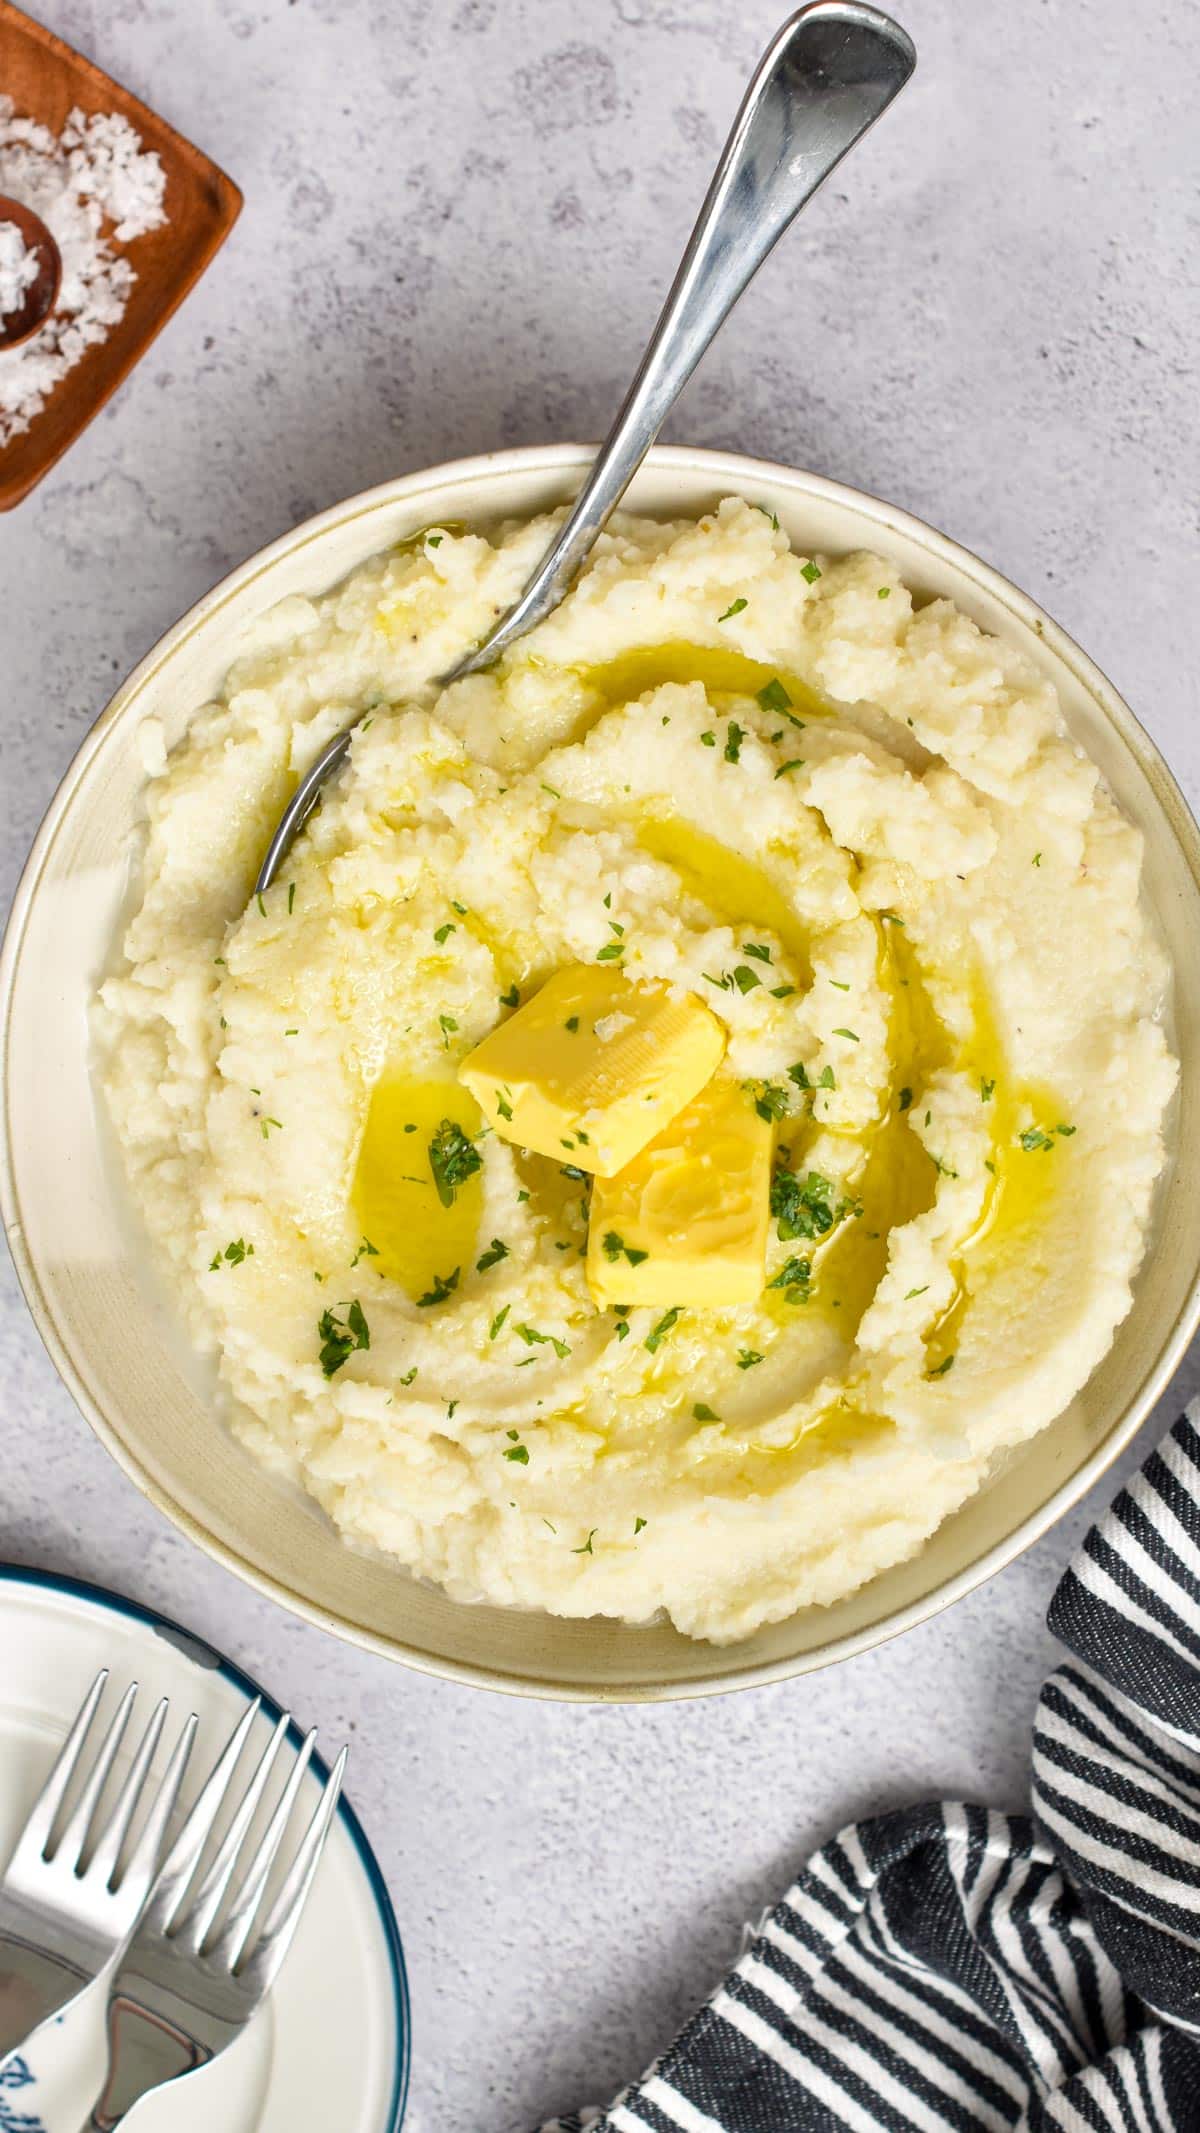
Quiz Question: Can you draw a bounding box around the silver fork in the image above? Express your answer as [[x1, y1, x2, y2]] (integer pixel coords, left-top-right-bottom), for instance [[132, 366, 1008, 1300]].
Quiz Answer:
[[85, 1697, 346, 2129], [0, 1670, 196, 2073]]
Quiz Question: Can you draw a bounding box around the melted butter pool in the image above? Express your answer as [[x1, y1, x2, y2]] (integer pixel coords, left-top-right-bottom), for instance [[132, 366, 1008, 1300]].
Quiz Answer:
[[353, 1075, 483, 1300], [569, 640, 830, 723]]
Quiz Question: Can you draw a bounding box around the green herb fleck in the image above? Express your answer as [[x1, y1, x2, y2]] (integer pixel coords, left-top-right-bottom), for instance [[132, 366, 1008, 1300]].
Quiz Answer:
[[429, 1119, 481, 1207], [724, 721, 744, 763], [731, 964, 761, 994], [801, 560, 822, 584], [927, 1354, 955, 1378], [899, 1087, 913, 1111], [476, 1237, 509, 1273], [515, 1323, 571, 1359], [692, 1403, 720, 1422], [596, 941, 624, 962], [416, 1267, 460, 1308], [737, 1348, 764, 1370], [742, 941, 772, 963], [351, 1237, 379, 1267], [260, 1117, 283, 1138], [645, 1307, 682, 1353], [877, 586, 891, 599], [503, 1441, 530, 1465], [775, 759, 805, 778], [317, 1299, 371, 1377], [904, 1286, 929, 1300], [499, 984, 520, 1009], [634, 1515, 647, 1534], [1032, 852, 1042, 867], [980, 1077, 996, 1103], [572, 1529, 597, 1555], [718, 597, 748, 622], [771, 1164, 857, 1243], [768, 1255, 812, 1303], [603, 1231, 649, 1268], [757, 678, 793, 716], [489, 1305, 510, 1340], [433, 922, 456, 944], [832, 1027, 859, 1042], [700, 730, 716, 747]]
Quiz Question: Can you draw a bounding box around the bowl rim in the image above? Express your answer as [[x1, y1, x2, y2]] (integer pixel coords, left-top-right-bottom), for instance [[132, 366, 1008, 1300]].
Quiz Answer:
[[4, 439, 1200, 1701]]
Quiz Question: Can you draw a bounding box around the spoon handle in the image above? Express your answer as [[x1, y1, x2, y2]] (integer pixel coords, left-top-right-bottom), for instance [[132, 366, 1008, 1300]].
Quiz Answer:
[[444, 0, 915, 682]]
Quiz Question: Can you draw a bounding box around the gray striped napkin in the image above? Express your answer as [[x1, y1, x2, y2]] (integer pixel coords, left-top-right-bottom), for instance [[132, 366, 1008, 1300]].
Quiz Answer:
[[540, 1404, 1200, 2131]]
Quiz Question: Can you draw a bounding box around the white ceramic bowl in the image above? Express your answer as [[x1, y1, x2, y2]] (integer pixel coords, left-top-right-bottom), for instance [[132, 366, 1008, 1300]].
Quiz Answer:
[[4, 444, 1200, 1701]]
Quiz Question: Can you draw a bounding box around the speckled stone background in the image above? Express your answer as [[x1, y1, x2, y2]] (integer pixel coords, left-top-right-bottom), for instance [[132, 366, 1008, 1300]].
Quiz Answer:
[[2, 2, 1198, 2127]]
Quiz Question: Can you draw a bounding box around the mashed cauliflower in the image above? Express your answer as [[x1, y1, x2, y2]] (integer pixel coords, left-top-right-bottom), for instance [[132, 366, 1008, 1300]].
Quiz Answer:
[[96, 498, 1176, 1643]]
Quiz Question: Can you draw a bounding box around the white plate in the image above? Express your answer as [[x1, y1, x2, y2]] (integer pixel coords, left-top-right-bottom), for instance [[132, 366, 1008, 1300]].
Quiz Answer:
[[0, 1566, 409, 2131]]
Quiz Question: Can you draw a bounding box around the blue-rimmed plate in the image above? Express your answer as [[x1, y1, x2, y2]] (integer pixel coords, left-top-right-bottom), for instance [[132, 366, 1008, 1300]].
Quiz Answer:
[[0, 1566, 409, 2131]]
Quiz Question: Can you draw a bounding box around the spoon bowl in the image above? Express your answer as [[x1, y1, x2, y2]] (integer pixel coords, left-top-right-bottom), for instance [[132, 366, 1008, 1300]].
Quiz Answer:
[[254, 0, 916, 894], [0, 195, 61, 351]]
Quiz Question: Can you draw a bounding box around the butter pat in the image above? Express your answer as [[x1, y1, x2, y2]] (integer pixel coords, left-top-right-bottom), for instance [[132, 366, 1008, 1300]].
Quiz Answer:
[[586, 1077, 773, 1307], [458, 965, 725, 1175]]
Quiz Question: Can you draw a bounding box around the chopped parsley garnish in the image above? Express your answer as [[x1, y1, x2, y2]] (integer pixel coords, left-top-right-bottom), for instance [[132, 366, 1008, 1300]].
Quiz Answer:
[[317, 1299, 370, 1377], [829, 978, 850, 991], [427, 533, 443, 548], [634, 1515, 648, 1534], [692, 1403, 720, 1422], [736, 1348, 764, 1370], [818, 1065, 836, 1089], [724, 721, 744, 763], [287, 882, 296, 914], [753, 504, 780, 530], [877, 585, 891, 599], [256, 893, 266, 918], [801, 559, 822, 584], [416, 1267, 460, 1307], [438, 1013, 458, 1046], [980, 1077, 996, 1103], [732, 964, 761, 993], [399, 1366, 418, 1385], [898, 1087, 913, 1111], [495, 1088, 513, 1121], [771, 984, 796, 998], [603, 1231, 649, 1267], [499, 984, 520, 1009], [1032, 852, 1042, 867], [700, 730, 716, 747], [476, 1237, 509, 1273], [351, 1237, 379, 1267], [751, 1081, 790, 1122], [541, 782, 561, 799], [645, 1307, 682, 1353], [718, 597, 748, 622], [1020, 1121, 1075, 1152], [775, 759, 805, 778], [429, 1119, 482, 1206], [260, 1117, 282, 1138], [742, 941, 772, 963], [565, 1015, 580, 1031], [572, 1529, 597, 1555], [927, 1354, 955, 1378], [770, 1164, 857, 1243], [209, 1237, 254, 1270], [832, 1027, 859, 1042], [596, 941, 624, 962], [756, 678, 792, 716], [560, 1163, 587, 1181], [503, 1435, 529, 1465], [433, 922, 456, 944], [489, 1305, 510, 1340], [515, 1323, 571, 1359], [768, 1255, 812, 1303], [904, 1285, 929, 1300]]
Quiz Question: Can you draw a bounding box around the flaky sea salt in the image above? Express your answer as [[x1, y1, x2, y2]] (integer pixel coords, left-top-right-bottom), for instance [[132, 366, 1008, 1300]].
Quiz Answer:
[[0, 96, 167, 447], [0, 221, 39, 321]]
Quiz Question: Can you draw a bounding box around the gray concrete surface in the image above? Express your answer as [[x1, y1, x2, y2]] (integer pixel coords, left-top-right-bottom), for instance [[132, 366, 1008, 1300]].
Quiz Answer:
[[2, 2, 1198, 2126]]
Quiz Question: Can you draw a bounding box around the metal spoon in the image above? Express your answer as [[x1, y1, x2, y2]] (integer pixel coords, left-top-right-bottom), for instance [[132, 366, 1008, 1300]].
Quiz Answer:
[[0, 196, 61, 352], [256, 0, 915, 894]]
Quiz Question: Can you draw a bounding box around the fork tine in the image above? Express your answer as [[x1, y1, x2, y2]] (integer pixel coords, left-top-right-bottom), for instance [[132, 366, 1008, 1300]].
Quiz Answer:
[[143, 1697, 262, 1935], [119, 1711, 198, 1889], [209, 1727, 316, 1971], [11, 1668, 109, 1865], [174, 1710, 291, 1952], [85, 1694, 168, 1889], [240, 1747, 346, 1993], [51, 1679, 137, 1869]]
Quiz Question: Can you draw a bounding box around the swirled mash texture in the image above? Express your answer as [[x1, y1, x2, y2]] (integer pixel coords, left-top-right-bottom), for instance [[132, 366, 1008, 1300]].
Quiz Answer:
[[97, 500, 1176, 1643]]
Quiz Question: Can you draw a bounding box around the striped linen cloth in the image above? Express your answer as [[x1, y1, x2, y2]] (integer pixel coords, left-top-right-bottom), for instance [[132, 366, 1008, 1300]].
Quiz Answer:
[[541, 1407, 1200, 2132]]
